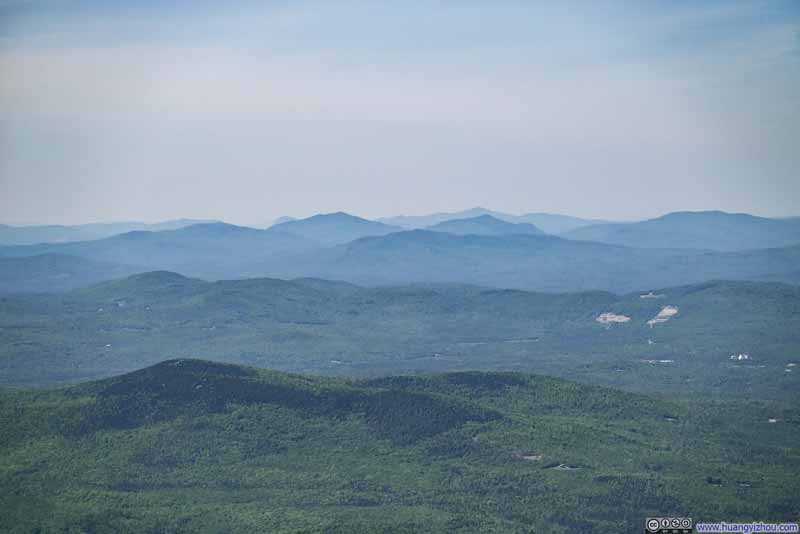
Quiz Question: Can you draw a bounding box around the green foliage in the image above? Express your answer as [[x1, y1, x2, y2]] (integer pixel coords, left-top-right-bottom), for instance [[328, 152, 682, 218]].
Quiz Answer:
[[1, 359, 798, 533], [1, 276, 798, 400]]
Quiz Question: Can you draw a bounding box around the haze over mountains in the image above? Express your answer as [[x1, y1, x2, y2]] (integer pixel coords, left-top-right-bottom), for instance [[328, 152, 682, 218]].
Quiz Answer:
[[271, 212, 402, 245], [426, 215, 544, 236], [270, 231, 800, 293], [4, 1, 799, 530], [2, 209, 800, 294], [0, 253, 141, 293], [0, 222, 319, 283], [2, 209, 799, 533], [565, 211, 800, 251], [377, 207, 609, 234], [0, 219, 216, 246]]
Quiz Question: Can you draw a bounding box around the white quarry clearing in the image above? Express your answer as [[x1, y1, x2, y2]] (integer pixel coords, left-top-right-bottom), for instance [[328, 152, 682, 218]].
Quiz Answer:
[[647, 306, 678, 327], [596, 312, 631, 324]]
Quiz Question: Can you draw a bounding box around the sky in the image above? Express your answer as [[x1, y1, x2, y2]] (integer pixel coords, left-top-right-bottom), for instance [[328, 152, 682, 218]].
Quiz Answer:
[[0, 0, 798, 226]]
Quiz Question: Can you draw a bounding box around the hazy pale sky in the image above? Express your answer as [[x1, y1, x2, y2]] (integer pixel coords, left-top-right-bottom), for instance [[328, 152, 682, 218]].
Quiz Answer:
[[1, 0, 798, 225]]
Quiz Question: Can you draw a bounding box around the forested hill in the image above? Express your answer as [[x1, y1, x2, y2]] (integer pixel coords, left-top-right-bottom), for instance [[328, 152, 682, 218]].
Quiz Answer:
[[1, 359, 797, 533], [2, 274, 797, 400]]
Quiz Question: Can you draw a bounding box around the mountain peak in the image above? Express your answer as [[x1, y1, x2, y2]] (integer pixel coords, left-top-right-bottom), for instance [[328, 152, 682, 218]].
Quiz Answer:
[[177, 222, 257, 234], [271, 212, 401, 245], [272, 216, 296, 226], [427, 215, 543, 236], [312, 211, 366, 221]]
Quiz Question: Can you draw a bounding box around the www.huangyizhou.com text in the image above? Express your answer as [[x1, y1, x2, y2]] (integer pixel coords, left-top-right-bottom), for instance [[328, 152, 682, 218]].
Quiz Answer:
[[695, 522, 799, 533]]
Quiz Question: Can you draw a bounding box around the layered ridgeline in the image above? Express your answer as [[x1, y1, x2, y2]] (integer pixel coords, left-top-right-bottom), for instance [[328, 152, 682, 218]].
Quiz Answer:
[[270, 212, 402, 245], [270, 231, 800, 292], [0, 222, 321, 286], [3, 221, 800, 293], [0, 213, 402, 292], [565, 211, 800, 251], [425, 215, 544, 236], [0, 253, 142, 293], [2, 272, 797, 399], [0, 219, 216, 246], [1, 359, 797, 533], [377, 206, 609, 234]]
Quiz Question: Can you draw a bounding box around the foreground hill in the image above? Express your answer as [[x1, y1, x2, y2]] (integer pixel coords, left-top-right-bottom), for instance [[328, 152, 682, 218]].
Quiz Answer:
[[2, 273, 797, 400], [271, 230, 800, 293], [0, 219, 216, 246], [1, 359, 797, 533], [379, 207, 607, 234], [271, 212, 402, 245], [426, 215, 543, 236], [565, 211, 800, 251]]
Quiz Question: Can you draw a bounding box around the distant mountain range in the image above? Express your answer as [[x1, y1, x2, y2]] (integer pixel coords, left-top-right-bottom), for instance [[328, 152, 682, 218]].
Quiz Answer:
[[0, 219, 216, 246], [271, 215, 296, 226], [8, 210, 800, 250], [270, 230, 800, 293], [271, 212, 401, 245], [2, 221, 800, 294], [0, 222, 320, 282], [378, 207, 608, 234], [2, 210, 800, 294], [565, 211, 800, 251], [426, 215, 543, 236]]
